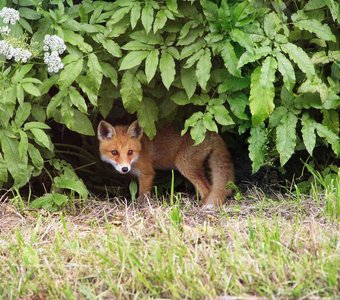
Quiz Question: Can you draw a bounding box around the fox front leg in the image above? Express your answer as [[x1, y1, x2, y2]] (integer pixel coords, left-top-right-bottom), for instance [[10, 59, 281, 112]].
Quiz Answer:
[[138, 172, 155, 198]]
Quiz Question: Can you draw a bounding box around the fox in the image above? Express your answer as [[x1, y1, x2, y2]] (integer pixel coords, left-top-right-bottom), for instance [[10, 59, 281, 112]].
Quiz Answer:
[[97, 120, 235, 206]]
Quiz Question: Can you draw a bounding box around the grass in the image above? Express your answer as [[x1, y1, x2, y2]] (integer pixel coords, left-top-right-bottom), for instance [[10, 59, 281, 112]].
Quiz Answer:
[[0, 187, 339, 299]]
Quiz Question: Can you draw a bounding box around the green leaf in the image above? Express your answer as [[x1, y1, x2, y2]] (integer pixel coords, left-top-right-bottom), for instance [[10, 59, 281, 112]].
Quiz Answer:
[[141, 3, 154, 34], [159, 51, 176, 90], [220, 41, 241, 77], [208, 104, 234, 126], [227, 93, 249, 120], [77, 76, 98, 106], [130, 30, 163, 44], [259, 56, 277, 87], [263, 12, 281, 40], [28, 144, 44, 170], [19, 131, 28, 161], [181, 67, 196, 99], [11, 64, 33, 83], [237, 46, 272, 69], [218, 76, 250, 93], [312, 51, 330, 64], [68, 86, 87, 113], [0, 135, 31, 187], [130, 2, 141, 29], [196, 48, 212, 90], [315, 123, 340, 155], [281, 43, 315, 78], [298, 77, 328, 101], [190, 120, 206, 145], [30, 193, 69, 211], [182, 111, 203, 135], [322, 110, 339, 136], [87, 53, 103, 93], [98, 37, 122, 57], [137, 97, 159, 139], [16, 84, 24, 105], [153, 9, 167, 33], [54, 175, 88, 199], [31, 104, 46, 122], [184, 49, 204, 68], [249, 67, 275, 125], [40, 76, 58, 94], [145, 49, 159, 83], [248, 123, 267, 173], [129, 180, 138, 202], [166, 47, 180, 60], [30, 128, 53, 150], [24, 122, 50, 130], [15, 102, 31, 128], [295, 19, 336, 42], [18, 18, 32, 33], [177, 27, 202, 46], [203, 113, 218, 133], [166, 0, 178, 12], [276, 52, 296, 91], [22, 83, 41, 97], [107, 6, 131, 26], [122, 40, 154, 51], [21, 78, 42, 84], [170, 91, 191, 105], [268, 106, 287, 128], [230, 28, 255, 52], [276, 112, 298, 166], [58, 58, 84, 89], [69, 109, 95, 136], [181, 39, 205, 60], [63, 29, 93, 53], [179, 21, 195, 40], [100, 62, 118, 86], [119, 50, 149, 70], [304, 0, 327, 10], [52, 193, 69, 206], [301, 113, 316, 156], [29, 193, 54, 209], [0, 153, 8, 183], [120, 70, 142, 113], [19, 7, 41, 20]]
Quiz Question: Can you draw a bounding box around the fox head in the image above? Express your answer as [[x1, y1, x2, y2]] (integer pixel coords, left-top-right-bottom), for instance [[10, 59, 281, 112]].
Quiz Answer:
[[97, 120, 143, 174]]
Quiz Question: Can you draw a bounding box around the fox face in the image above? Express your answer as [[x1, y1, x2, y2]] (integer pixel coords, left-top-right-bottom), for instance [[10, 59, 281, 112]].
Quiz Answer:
[[98, 120, 143, 174]]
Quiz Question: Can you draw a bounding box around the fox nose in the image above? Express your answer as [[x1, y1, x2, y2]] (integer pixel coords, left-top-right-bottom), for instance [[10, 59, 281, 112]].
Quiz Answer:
[[121, 167, 129, 173]]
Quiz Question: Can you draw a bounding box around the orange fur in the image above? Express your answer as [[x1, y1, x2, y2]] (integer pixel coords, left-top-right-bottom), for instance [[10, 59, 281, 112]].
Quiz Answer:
[[98, 120, 235, 206]]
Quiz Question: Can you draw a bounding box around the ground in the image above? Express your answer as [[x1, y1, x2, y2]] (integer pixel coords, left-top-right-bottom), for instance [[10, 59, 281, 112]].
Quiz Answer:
[[0, 189, 339, 299]]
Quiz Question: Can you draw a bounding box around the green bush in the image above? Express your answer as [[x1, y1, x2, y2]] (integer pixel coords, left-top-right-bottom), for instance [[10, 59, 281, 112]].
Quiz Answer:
[[0, 0, 339, 195]]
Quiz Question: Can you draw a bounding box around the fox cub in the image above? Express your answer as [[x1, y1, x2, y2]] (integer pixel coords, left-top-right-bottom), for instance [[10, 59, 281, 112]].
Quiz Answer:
[[97, 120, 234, 206]]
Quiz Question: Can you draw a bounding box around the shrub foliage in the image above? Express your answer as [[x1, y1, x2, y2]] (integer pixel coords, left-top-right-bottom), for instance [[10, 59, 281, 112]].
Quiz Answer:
[[0, 0, 339, 194]]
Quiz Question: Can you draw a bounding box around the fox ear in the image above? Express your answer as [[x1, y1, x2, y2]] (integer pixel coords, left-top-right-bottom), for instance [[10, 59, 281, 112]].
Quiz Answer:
[[127, 121, 143, 139], [97, 120, 116, 141]]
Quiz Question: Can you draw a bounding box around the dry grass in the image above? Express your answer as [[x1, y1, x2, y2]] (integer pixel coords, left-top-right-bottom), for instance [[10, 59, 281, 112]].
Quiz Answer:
[[0, 189, 339, 299]]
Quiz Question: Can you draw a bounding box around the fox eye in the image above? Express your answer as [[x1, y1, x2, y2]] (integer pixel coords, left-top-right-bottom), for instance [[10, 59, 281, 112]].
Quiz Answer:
[[111, 150, 119, 156], [127, 150, 133, 156]]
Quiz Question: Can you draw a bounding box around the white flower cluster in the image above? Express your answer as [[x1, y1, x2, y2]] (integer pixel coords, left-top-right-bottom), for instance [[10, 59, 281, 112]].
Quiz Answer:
[[0, 25, 10, 35], [43, 35, 66, 54], [0, 40, 32, 63], [0, 8, 67, 71], [43, 35, 66, 73], [0, 7, 20, 25]]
